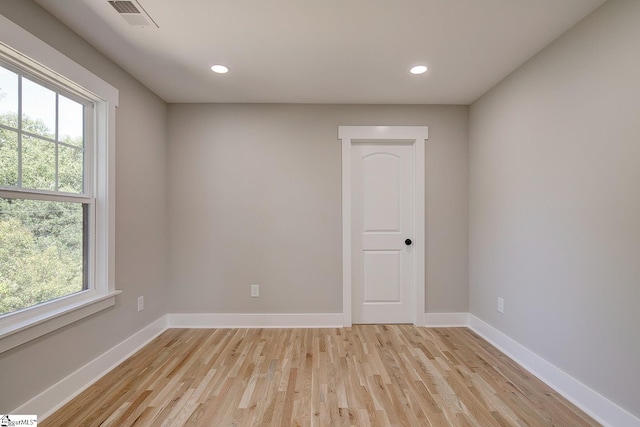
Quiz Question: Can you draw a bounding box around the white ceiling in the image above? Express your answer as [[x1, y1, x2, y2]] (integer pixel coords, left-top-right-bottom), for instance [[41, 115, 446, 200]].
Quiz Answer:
[[34, 0, 606, 104]]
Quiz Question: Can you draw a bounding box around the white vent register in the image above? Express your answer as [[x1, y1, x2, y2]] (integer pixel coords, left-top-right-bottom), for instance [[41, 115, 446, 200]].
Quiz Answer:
[[108, 0, 159, 27]]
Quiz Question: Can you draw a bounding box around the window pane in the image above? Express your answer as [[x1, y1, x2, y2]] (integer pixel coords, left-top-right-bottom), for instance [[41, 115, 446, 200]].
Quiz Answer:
[[22, 136, 55, 191], [58, 95, 83, 146], [0, 65, 18, 129], [0, 198, 85, 316], [0, 128, 18, 186], [22, 77, 56, 139], [58, 145, 83, 193]]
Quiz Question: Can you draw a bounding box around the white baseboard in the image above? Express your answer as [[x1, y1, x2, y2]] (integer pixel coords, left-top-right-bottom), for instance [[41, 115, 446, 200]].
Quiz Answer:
[[12, 315, 168, 420], [167, 313, 344, 328], [468, 314, 640, 427], [422, 312, 469, 327]]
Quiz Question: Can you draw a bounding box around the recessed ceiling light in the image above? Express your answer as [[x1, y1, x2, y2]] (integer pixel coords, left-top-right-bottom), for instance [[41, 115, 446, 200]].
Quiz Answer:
[[410, 65, 428, 75], [211, 65, 229, 74]]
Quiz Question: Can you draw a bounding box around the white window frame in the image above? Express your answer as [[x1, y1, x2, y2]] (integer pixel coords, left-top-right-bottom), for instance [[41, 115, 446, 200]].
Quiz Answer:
[[0, 14, 119, 353]]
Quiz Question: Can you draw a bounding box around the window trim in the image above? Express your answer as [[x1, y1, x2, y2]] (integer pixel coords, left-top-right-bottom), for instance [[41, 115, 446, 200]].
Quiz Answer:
[[0, 14, 119, 353]]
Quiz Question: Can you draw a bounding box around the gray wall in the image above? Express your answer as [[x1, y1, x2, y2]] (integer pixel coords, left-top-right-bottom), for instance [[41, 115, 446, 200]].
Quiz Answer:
[[168, 104, 469, 314], [0, 1, 170, 412], [469, 0, 640, 417]]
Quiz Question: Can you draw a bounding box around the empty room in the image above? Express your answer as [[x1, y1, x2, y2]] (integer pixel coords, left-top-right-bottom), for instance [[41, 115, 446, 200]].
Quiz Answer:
[[0, 0, 638, 425]]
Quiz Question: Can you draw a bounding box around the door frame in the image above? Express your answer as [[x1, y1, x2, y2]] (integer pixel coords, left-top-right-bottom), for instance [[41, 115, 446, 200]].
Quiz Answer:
[[339, 126, 427, 327]]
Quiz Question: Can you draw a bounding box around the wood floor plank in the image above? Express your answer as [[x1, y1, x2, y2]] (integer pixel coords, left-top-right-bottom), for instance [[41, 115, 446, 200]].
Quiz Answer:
[[42, 326, 601, 427]]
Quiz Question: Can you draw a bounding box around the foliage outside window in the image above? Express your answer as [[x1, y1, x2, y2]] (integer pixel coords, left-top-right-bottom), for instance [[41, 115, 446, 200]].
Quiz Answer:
[[0, 61, 89, 316], [0, 16, 117, 353]]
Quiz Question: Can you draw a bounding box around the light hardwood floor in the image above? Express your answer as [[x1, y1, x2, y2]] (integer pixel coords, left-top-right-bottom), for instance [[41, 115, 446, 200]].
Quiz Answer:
[[42, 326, 599, 426]]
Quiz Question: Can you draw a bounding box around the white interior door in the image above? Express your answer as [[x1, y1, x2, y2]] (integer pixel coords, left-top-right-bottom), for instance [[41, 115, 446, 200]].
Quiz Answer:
[[351, 142, 414, 324]]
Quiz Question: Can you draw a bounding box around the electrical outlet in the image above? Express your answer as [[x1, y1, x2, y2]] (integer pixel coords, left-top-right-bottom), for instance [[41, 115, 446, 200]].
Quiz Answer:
[[497, 297, 504, 314], [251, 284, 260, 298], [137, 296, 144, 312]]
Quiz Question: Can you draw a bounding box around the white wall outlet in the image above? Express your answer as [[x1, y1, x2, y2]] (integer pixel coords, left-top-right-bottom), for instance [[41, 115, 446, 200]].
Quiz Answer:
[[137, 296, 144, 312], [497, 297, 504, 314], [251, 284, 260, 298]]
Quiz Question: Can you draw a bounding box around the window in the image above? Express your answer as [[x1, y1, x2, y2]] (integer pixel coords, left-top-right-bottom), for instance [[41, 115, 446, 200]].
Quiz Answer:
[[0, 62, 90, 316], [0, 15, 118, 352]]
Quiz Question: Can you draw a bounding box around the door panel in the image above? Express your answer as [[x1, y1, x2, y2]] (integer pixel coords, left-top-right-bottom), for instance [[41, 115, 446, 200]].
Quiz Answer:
[[363, 153, 401, 232], [352, 142, 414, 324], [363, 251, 401, 302]]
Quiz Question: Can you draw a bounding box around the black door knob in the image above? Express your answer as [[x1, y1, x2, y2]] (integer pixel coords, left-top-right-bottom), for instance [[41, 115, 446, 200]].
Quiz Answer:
[[405, 239, 412, 246]]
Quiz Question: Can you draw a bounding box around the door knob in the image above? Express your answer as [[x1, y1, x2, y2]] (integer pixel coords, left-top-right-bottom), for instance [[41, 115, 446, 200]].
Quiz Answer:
[[405, 239, 412, 246]]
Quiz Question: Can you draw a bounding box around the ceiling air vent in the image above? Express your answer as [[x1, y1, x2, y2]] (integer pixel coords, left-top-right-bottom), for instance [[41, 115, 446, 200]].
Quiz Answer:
[[108, 1, 159, 28]]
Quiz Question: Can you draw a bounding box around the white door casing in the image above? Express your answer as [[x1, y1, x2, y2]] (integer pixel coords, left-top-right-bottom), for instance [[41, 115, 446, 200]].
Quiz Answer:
[[339, 126, 427, 326]]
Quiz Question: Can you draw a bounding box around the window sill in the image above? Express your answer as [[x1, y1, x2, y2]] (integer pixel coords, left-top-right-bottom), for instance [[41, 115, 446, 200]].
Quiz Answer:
[[0, 290, 121, 354]]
